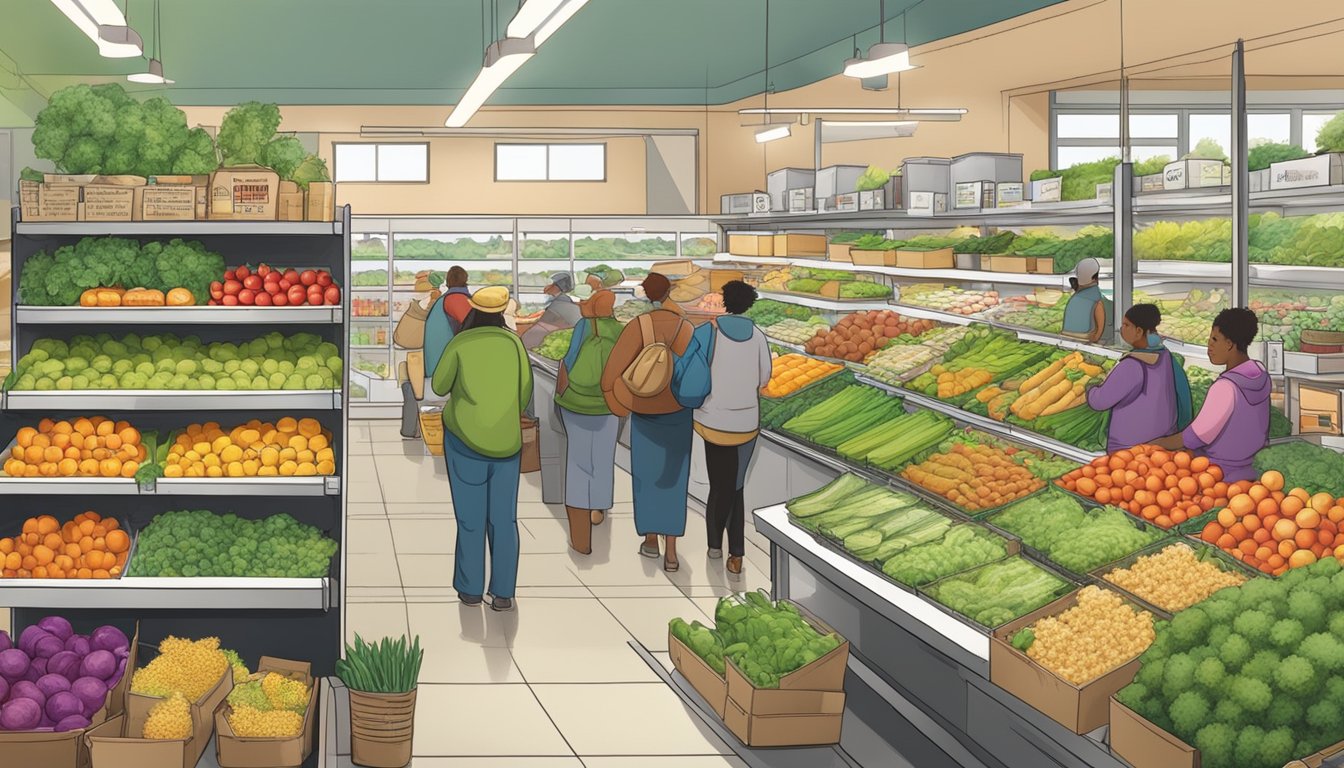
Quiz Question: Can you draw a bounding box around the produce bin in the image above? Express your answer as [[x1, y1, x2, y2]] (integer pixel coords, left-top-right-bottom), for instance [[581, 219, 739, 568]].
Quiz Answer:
[[668, 630, 727, 718], [87, 712, 199, 768], [126, 651, 231, 758], [773, 233, 827, 258], [826, 242, 854, 262], [214, 658, 319, 768], [1109, 697, 1198, 768], [984, 503, 1169, 584], [1089, 539, 1252, 618], [900, 158, 952, 209], [990, 589, 1145, 735], [814, 165, 866, 200], [917, 556, 1077, 634], [849, 248, 897, 267], [727, 234, 774, 257], [895, 247, 955, 269]]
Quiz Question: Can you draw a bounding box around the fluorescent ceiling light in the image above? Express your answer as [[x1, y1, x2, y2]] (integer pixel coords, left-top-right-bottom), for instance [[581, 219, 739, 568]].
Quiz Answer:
[[738, 107, 965, 116], [843, 42, 919, 78], [127, 57, 173, 84], [445, 37, 535, 128], [533, 0, 589, 46], [755, 124, 791, 143], [50, 0, 142, 57], [506, 0, 566, 38]]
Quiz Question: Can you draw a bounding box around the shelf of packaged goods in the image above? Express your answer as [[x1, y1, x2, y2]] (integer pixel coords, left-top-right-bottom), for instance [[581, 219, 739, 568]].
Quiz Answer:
[[756, 291, 894, 313], [711, 200, 1114, 229], [0, 476, 139, 494], [1132, 260, 1344, 291], [153, 476, 340, 497], [14, 305, 345, 325], [715, 254, 1076, 288], [1134, 184, 1344, 214], [3, 390, 343, 411], [0, 577, 330, 610], [14, 219, 344, 236], [854, 374, 1103, 464]]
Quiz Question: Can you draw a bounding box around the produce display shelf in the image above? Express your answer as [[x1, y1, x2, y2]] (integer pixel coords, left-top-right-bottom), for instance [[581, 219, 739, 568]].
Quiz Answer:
[[757, 429, 891, 488], [715, 253, 1076, 288], [153, 476, 340, 497], [854, 374, 1104, 463], [756, 291, 894, 313], [885, 302, 978, 327], [2, 389, 343, 411], [0, 577, 330, 610], [14, 219, 344, 236], [349, 344, 386, 350], [14, 305, 344, 325], [711, 201, 1115, 229], [762, 335, 807, 353], [0, 476, 139, 494]]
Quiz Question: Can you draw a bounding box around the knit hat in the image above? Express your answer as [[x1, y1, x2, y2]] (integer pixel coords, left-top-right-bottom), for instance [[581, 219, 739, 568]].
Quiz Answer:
[[469, 285, 511, 313]]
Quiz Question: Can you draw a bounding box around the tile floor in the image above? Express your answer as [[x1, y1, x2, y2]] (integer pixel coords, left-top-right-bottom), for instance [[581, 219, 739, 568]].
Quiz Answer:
[[345, 419, 774, 766]]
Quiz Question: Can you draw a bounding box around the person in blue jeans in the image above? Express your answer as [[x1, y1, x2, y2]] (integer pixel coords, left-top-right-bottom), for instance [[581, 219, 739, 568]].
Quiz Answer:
[[431, 285, 533, 612]]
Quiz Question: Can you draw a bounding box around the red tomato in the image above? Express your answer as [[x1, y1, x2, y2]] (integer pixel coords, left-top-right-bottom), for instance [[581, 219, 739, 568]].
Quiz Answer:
[[208, 299, 219, 306], [288, 285, 308, 305], [264, 271, 282, 284], [324, 285, 341, 305], [222, 295, 239, 306], [223, 280, 243, 296], [254, 291, 273, 306], [209, 281, 224, 300], [300, 270, 318, 286], [238, 289, 256, 305], [235, 265, 251, 280], [307, 292, 323, 306], [316, 272, 333, 287], [278, 279, 291, 292], [307, 283, 323, 297], [256, 264, 271, 278], [243, 275, 263, 291], [283, 269, 300, 283], [272, 291, 288, 306], [264, 280, 282, 295], [224, 269, 236, 282]]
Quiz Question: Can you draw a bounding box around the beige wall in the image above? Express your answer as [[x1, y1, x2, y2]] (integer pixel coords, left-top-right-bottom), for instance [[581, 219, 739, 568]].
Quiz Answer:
[[179, 0, 1344, 216]]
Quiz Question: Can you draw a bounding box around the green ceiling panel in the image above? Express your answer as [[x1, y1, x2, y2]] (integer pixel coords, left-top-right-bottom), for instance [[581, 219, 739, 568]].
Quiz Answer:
[[0, 0, 1063, 108]]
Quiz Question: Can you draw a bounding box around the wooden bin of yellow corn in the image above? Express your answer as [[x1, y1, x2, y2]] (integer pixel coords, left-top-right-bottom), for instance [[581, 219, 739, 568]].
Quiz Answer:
[[419, 407, 444, 456]]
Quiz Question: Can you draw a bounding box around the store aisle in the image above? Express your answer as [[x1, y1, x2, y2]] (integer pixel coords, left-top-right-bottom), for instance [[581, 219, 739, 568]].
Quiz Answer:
[[344, 419, 771, 766]]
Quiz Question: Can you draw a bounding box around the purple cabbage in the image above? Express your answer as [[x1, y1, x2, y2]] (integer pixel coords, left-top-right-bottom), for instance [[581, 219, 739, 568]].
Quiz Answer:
[[11, 680, 45, 709], [0, 649, 29, 682], [46, 651, 79, 681], [62, 636, 90, 657], [78, 650, 115, 681], [45, 691, 82, 723], [35, 617, 73, 643], [35, 674, 71, 698], [32, 634, 63, 661], [1, 698, 42, 730], [70, 677, 107, 717], [88, 626, 128, 654], [54, 714, 90, 732], [17, 627, 47, 657]]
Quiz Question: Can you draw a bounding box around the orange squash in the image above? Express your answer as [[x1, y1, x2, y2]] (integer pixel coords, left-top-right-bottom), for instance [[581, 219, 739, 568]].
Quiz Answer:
[[122, 288, 166, 307], [166, 287, 195, 306]]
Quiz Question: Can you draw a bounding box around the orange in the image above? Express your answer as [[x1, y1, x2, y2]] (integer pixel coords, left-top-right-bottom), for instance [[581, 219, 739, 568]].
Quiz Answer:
[[1319, 530, 1335, 548], [1156, 515, 1174, 528], [1239, 540, 1258, 556], [1312, 492, 1335, 514], [1256, 545, 1274, 562], [1259, 470, 1285, 491], [1190, 456, 1210, 473], [1228, 494, 1255, 516], [1217, 533, 1237, 549], [1229, 522, 1249, 541], [1201, 522, 1224, 543], [1289, 549, 1318, 569], [1178, 477, 1199, 496], [1257, 498, 1279, 518], [1296, 529, 1318, 549], [1209, 465, 1224, 482], [1243, 515, 1262, 533], [1253, 528, 1272, 544], [1156, 490, 1175, 509], [105, 530, 129, 554], [1297, 509, 1322, 530], [1281, 496, 1305, 517], [1273, 518, 1299, 542], [1248, 484, 1270, 503], [1335, 544, 1344, 560], [99, 458, 121, 478], [1330, 506, 1344, 524], [1217, 508, 1237, 527], [1290, 487, 1312, 503]]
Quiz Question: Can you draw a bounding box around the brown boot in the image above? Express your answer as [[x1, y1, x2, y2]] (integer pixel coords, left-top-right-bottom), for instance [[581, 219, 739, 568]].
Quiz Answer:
[[566, 506, 592, 555]]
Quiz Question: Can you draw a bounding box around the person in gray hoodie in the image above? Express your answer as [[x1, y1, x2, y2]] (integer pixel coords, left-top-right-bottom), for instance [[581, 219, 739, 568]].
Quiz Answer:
[[687, 281, 772, 574]]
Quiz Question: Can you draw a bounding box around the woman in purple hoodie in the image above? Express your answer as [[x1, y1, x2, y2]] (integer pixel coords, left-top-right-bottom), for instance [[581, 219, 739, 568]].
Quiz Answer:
[[1154, 308, 1270, 482], [1086, 304, 1192, 453]]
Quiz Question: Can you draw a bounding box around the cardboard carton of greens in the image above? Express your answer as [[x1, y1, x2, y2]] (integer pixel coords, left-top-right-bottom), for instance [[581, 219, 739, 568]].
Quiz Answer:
[[990, 590, 1143, 734], [126, 650, 231, 759], [1109, 697, 1199, 768], [85, 712, 199, 768], [277, 181, 305, 222], [305, 181, 335, 221], [19, 180, 81, 221], [667, 629, 727, 718], [208, 165, 279, 220], [214, 657, 319, 768]]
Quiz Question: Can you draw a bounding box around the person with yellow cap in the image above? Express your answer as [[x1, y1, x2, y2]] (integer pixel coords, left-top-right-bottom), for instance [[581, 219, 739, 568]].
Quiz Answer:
[[431, 285, 534, 612]]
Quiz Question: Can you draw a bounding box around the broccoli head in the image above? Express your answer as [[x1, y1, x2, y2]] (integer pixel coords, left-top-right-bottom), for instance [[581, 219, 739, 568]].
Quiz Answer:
[[290, 154, 330, 188], [1233, 726, 1266, 768], [1167, 690, 1211, 739], [1273, 654, 1317, 697], [1219, 633, 1253, 670], [1267, 697, 1304, 729], [1299, 632, 1344, 674], [1212, 699, 1247, 731], [1193, 657, 1225, 692], [1287, 590, 1328, 633], [1306, 700, 1343, 734], [1258, 727, 1297, 767], [19, 251, 56, 305], [1269, 618, 1306, 650], [1169, 607, 1210, 650], [174, 128, 219, 174], [1242, 649, 1281, 684], [218, 102, 282, 166], [1228, 675, 1273, 714], [261, 136, 307, 179], [1161, 653, 1197, 700], [1232, 609, 1273, 646], [1193, 723, 1237, 767]]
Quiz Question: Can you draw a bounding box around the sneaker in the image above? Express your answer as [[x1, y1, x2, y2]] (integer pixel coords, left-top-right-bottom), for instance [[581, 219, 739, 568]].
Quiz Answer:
[[490, 597, 515, 612], [707, 548, 723, 560], [458, 592, 483, 605]]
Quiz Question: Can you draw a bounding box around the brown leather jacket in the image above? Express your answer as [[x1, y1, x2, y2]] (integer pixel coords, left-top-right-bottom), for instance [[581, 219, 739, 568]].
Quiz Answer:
[[601, 309, 693, 417]]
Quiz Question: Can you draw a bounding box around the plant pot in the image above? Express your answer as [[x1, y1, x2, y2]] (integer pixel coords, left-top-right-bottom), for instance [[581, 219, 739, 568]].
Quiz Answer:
[[349, 688, 417, 768]]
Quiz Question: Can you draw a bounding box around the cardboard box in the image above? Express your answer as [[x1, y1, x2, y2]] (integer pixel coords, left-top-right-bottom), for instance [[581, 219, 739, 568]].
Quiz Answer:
[[787, 187, 814, 213], [1164, 159, 1225, 190], [19, 180, 81, 221], [709, 269, 745, 292], [214, 658, 319, 768], [896, 247, 955, 269], [990, 591, 1142, 734], [668, 630, 727, 718], [650, 259, 699, 277], [277, 181, 305, 221], [127, 662, 231, 757], [722, 690, 845, 748], [773, 233, 826, 258], [1109, 697, 1199, 768], [87, 713, 199, 768], [305, 181, 335, 221], [139, 185, 198, 221], [858, 189, 884, 210], [727, 234, 773, 257], [848, 248, 896, 267], [826, 243, 853, 262], [80, 185, 139, 221], [1030, 177, 1061, 202], [768, 168, 815, 211], [1270, 153, 1344, 190], [209, 165, 280, 220], [985, 255, 1054, 274]]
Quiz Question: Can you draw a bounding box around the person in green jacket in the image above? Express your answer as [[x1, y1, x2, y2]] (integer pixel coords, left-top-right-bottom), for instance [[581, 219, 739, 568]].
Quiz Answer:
[[555, 288, 623, 555], [431, 286, 534, 612]]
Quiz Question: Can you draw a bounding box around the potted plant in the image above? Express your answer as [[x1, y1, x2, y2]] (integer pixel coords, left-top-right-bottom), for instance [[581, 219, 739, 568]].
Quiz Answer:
[[336, 634, 424, 768]]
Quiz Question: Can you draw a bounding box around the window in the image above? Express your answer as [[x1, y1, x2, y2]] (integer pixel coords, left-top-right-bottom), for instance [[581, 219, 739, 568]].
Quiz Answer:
[[1056, 146, 1121, 167], [334, 143, 428, 182], [495, 143, 606, 181], [1304, 112, 1337, 153]]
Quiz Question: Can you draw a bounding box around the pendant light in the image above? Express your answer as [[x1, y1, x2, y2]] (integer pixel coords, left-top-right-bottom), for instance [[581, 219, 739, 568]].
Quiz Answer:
[[50, 0, 142, 58], [844, 1, 919, 78], [755, 0, 790, 143], [128, 0, 173, 84]]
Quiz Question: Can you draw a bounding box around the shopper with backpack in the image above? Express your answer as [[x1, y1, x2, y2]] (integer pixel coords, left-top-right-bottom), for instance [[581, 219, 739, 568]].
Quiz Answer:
[[601, 273, 695, 572], [555, 289, 623, 555], [683, 281, 772, 575]]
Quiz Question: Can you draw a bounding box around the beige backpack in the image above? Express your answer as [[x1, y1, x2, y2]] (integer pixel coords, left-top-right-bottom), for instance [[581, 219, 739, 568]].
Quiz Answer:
[[621, 313, 682, 398]]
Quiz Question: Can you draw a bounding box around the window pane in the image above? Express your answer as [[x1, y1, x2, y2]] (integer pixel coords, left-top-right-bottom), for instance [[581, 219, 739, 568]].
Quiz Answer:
[[1188, 114, 1230, 159], [1304, 112, 1337, 153], [496, 145, 547, 180], [1129, 114, 1177, 138], [377, 144, 427, 182], [1058, 114, 1119, 139], [549, 144, 605, 180], [1248, 113, 1291, 146], [1056, 146, 1120, 167], [334, 144, 376, 182], [1132, 146, 1178, 162]]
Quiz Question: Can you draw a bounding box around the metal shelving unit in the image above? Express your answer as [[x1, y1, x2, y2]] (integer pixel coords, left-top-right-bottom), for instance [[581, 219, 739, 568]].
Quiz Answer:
[[2, 205, 352, 677]]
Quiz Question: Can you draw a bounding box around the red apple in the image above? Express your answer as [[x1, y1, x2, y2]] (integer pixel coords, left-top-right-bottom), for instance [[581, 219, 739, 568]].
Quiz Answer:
[[223, 280, 243, 296], [243, 274, 263, 291], [222, 294, 239, 306], [254, 291, 273, 306], [287, 285, 307, 305], [324, 285, 341, 305], [307, 292, 323, 306], [300, 269, 318, 286], [235, 265, 251, 280], [238, 289, 256, 305], [256, 264, 271, 278], [278, 279, 292, 292], [316, 272, 333, 287], [264, 271, 282, 284], [272, 291, 288, 306], [264, 280, 282, 295], [283, 269, 300, 284], [224, 269, 236, 282]]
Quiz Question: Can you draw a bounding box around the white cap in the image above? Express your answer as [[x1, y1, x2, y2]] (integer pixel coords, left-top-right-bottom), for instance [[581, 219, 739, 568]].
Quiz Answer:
[[1075, 258, 1101, 285]]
